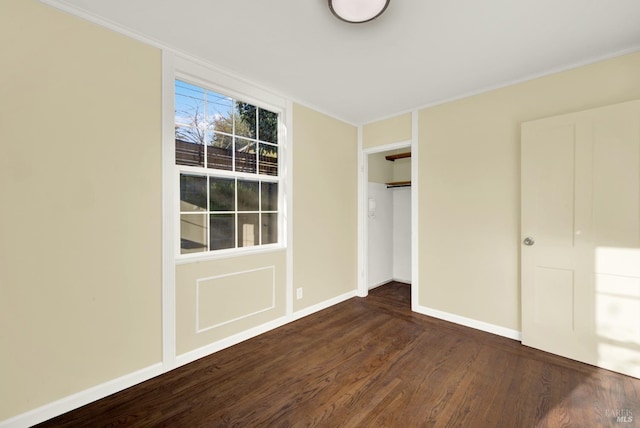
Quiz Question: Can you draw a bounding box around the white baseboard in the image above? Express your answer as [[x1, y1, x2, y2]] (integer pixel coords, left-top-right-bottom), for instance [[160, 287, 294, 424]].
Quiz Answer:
[[368, 278, 392, 290], [368, 278, 411, 290], [2, 289, 358, 427], [413, 304, 522, 341], [368, 279, 412, 291], [0, 363, 164, 428], [291, 290, 358, 321], [175, 315, 290, 367], [176, 289, 357, 367]]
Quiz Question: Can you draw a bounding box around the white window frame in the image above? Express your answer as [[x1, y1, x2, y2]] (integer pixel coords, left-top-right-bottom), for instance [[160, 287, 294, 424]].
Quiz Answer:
[[163, 54, 289, 263]]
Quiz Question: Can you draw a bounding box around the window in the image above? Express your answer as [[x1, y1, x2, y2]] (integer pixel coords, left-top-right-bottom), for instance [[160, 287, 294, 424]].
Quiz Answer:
[[175, 80, 280, 255]]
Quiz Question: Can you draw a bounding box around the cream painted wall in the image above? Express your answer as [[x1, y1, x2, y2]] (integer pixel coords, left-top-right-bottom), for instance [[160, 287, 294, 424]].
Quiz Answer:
[[392, 156, 411, 182], [0, 0, 162, 421], [292, 104, 358, 309], [0, 2, 362, 422], [418, 52, 640, 331], [362, 113, 412, 149], [176, 250, 286, 355], [368, 152, 394, 184], [368, 149, 410, 184]]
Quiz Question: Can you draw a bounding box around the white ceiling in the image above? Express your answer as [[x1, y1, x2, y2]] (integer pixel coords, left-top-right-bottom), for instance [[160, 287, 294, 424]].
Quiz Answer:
[[47, 0, 640, 124]]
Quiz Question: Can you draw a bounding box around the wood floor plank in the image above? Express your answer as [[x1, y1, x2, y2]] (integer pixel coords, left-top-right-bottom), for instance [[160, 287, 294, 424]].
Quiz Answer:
[[35, 282, 639, 427]]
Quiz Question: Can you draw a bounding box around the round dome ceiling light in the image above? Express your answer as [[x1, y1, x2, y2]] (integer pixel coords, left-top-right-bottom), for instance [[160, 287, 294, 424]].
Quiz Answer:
[[328, 0, 390, 24]]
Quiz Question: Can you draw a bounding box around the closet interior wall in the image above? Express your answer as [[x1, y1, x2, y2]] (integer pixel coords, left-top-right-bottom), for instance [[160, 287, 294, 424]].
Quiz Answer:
[[367, 150, 411, 289]]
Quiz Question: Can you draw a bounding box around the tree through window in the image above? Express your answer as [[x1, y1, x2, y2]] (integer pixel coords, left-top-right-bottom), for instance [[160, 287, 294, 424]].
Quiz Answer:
[[175, 80, 280, 254]]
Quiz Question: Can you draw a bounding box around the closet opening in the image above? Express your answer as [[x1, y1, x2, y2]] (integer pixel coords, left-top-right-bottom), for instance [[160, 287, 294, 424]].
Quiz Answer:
[[365, 144, 412, 305]]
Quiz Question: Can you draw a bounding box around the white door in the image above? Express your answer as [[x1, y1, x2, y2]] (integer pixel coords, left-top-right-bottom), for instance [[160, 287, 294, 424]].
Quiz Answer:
[[521, 100, 640, 378]]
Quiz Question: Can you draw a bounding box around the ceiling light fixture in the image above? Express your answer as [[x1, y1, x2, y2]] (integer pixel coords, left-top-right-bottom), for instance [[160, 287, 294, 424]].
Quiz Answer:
[[328, 0, 390, 24]]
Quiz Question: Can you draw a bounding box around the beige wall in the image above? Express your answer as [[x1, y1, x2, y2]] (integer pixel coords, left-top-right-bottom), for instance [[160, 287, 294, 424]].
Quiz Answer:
[[362, 113, 412, 149], [292, 104, 358, 309], [418, 52, 640, 331], [0, 0, 162, 421], [392, 156, 411, 182], [176, 250, 286, 354], [368, 149, 411, 184], [0, 2, 362, 422], [368, 152, 394, 184]]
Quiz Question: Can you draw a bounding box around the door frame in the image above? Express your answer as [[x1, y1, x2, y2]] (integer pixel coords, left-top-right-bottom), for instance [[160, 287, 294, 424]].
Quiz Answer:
[[357, 111, 419, 310]]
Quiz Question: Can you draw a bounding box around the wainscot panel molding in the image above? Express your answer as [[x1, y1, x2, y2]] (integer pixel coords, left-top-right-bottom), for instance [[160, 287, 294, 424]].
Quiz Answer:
[[196, 267, 276, 333]]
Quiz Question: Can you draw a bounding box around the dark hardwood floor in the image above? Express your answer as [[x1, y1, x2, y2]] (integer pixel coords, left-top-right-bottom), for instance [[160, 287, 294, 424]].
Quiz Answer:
[[37, 282, 639, 427]]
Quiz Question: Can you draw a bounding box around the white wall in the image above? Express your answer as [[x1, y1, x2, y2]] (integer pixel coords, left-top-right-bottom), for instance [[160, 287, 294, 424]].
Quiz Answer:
[[392, 187, 411, 283], [367, 182, 393, 288], [367, 181, 412, 288]]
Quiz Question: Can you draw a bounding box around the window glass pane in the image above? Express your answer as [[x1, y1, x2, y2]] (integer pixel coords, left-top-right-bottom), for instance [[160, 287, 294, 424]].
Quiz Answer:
[[175, 79, 282, 256], [208, 133, 232, 171], [238, 180, 259, 211], [235, 138, 257, 173], [261, 213, 278, 245], [175, 126, 205, 167], [258, 108, 278, 144], [238, 213, 259, 247], [210, 214, 235, 250], [206, 91, 234, 134], [259, 143, 278, 176], [180, 174, 207, 211], [209, 177, 235, 211], [175, 80, 205, 127], [235, 102, 256, 138], [176, 125, 207, 145], [261, 182, 278, 211], [180, 214, 207, 254]]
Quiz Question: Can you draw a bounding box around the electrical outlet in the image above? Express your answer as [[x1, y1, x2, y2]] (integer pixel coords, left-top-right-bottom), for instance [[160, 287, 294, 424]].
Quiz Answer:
[[296, 288, 303, 300]]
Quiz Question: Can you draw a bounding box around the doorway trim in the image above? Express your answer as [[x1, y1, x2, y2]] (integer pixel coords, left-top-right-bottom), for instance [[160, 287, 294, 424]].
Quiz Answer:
[[357, 111, 419, 308]]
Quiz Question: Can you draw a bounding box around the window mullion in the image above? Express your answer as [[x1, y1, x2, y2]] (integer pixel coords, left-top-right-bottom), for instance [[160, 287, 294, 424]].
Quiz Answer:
[[175, 78, 280, 256], [258, 180, 263, 245], [234, 177, 239, 249], [203, 89, 207, 169], [232, 100, 236, 173], [256, 109, 260, 175], [206, 175, 211, 251]]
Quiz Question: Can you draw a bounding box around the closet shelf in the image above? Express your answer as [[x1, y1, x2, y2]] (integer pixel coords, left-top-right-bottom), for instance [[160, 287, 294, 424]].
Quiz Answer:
[[385, 181, 411, 188], [385, 152, 411, 161]]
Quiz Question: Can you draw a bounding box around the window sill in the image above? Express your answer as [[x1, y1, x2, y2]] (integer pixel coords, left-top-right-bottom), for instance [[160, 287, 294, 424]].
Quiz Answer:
[[175, 244, 286, 265]]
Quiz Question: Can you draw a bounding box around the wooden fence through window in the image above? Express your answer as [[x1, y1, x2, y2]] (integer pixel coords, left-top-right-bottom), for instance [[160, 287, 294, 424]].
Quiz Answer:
[[176, 139, 277, 175]]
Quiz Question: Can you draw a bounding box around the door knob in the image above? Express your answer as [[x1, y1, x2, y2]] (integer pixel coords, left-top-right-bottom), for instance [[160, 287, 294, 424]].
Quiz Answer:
[[523, 237, 535, 246]]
